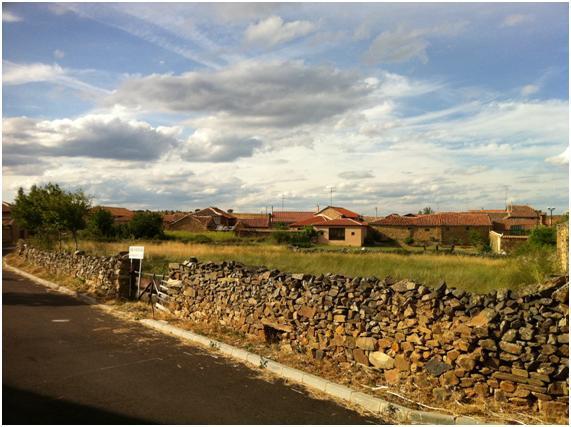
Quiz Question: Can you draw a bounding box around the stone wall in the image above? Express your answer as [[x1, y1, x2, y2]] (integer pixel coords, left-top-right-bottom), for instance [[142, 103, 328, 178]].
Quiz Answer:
[[557, 223, 569, 274], [16, 242, 131, 298], [162, 258, 569, 414]]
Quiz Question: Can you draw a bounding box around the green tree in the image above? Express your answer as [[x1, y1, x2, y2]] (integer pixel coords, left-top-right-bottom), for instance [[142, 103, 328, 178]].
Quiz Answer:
[[87, 208, 115, 239], [129, 211, 164, 239], [528, 227, 556, 247], [11, 183, 91, 249], [418, 207, 434, 215]]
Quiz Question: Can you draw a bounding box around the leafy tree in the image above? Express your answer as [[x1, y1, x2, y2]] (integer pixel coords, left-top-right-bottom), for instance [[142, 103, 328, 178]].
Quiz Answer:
[[11, 183, 91, 249], [418, 207, 434, 215], [129, 211, 164, 239], [59, 190, 90, 250], [528, 227, 556, 247], [87, 207, 115, 239]]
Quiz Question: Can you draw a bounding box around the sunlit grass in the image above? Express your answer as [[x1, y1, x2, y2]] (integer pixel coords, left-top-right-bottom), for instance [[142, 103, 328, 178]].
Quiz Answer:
[[61, 239, 546, 293]]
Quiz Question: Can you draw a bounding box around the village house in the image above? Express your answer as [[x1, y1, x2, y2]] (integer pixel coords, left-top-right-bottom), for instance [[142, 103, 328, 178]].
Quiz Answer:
[[166, 207, 237, 232], [270, 211, 315, 228], [2, 201, 27, 246], [291, 206, 368, 247], [470, 204, 545, 235], [370, 212, 492, 245], [96, 206, 134, 224]]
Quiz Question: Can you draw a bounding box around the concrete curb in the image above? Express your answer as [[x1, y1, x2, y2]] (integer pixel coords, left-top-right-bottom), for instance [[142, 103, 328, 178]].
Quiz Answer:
[[139, 321, 482, 425], [5, 262, 483, 425]]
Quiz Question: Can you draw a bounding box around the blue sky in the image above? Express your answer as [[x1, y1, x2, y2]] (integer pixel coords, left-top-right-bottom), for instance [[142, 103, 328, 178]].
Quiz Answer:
[[2, 2, 569, 214]]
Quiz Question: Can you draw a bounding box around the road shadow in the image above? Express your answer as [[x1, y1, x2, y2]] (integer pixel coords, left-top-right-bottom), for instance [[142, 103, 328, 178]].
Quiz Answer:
[[2, 291, 86, 307], [2, 385, 153, 424]]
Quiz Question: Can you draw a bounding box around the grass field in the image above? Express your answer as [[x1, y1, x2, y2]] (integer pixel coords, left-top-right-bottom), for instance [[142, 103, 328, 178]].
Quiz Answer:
[[63, 239, 555, 293]]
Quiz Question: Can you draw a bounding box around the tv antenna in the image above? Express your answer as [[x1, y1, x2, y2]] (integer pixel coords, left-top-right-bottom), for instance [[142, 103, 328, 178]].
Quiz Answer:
[[329, 187, 335, 206]]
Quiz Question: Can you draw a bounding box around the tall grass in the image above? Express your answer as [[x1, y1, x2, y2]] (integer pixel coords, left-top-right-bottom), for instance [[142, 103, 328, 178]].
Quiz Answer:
[[63, 239, 552, 293]]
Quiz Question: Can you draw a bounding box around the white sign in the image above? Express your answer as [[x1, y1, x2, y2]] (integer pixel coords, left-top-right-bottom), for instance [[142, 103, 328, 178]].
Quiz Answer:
[[129, 246, 145, 260]]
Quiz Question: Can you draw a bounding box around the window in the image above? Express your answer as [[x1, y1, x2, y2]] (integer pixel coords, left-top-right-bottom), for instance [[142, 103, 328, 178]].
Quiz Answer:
[[329, 227, 345, 241], [466, 227, 470, 230], [351, 231, 355, 236], [424, 228, 430, 232]]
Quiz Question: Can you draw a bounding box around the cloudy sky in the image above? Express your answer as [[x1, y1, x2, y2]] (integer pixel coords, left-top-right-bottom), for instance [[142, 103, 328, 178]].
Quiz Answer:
[[2, 2, 569, 215]]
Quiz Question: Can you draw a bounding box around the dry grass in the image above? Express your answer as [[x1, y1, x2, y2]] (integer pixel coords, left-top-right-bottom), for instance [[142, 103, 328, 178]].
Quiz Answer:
[[68, 239, 534, 293]]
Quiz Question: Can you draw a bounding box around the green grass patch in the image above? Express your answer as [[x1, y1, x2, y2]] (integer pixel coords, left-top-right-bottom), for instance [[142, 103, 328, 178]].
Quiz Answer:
[[66, 239, 558, 294]]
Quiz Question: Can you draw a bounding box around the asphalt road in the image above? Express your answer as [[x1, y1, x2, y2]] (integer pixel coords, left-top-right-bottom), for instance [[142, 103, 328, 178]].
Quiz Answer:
[[2, 268, 381, 424]]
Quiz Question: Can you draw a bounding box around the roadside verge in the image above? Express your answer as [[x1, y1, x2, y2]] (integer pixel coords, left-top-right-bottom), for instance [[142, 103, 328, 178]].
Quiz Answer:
[[3, 262, 482, 425]]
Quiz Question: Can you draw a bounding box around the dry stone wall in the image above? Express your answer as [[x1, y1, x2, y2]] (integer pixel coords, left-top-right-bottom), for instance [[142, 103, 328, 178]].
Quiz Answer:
[[16, 242, 131, 298], [163, 258, 569, 414]]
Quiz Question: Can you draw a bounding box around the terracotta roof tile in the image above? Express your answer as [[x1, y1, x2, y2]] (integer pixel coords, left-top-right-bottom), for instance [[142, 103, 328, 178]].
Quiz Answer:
[[272, 211, 315, 223], [237, 216, 271, 228], [372, 212, 491, 227]]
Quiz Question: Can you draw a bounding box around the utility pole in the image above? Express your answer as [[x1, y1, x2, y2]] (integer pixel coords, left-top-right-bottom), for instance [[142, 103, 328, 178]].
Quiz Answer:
[[548, 207, 555, 226], [375, 206, 378, 219], [329, 187, 335, 206]]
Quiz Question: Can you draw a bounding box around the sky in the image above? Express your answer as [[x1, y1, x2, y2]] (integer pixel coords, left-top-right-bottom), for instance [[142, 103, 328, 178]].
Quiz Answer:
[[2, 2, 569, 215]]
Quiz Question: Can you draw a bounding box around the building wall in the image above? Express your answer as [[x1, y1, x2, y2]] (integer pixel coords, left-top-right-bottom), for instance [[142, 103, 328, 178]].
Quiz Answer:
[[315, 226, 366, 247], [411, 226, 441, 243], [441, 226, 490, 245], [371, 225, 412, 241], [557, 222, 569, 274]]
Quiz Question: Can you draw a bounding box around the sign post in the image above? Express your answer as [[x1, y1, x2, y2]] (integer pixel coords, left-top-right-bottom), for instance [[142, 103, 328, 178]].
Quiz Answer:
[[129, 246, 145, 298]]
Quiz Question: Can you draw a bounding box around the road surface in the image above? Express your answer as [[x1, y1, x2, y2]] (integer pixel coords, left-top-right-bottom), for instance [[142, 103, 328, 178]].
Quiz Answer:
[[2, 268, 381, 424]]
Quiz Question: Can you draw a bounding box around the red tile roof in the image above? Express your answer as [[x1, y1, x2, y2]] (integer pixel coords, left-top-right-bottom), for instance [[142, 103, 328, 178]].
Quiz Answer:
[[237, 216, 271, 228], [291, 216, 329, 227], [329, 206, 361, 219], [163, 213, 188, 224], [97, 206, 134, 219], [2, 202, 12, 215], [508, 205, 540, 218], [372, 212, 491, 227], [193, 207, 236, 219], [271, 211, 315, 223]]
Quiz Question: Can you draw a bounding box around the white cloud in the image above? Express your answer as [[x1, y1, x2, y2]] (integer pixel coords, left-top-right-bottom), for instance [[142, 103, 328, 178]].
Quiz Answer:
[[108, 60, 373, 128], [338, 171, 375, 180], [3, 114, 181, 162], [181, 128, 263, 162], [2, 10, 22, 22], [244, 15, 316, 48], [364, 22, 466, 64], [521, 84, 539, 96], [54, 49, 65, 59], [546, 147, 570, 166], [2, 61, 110, 96], [501, 14, 533, 28], [3, 61, 65, 85]]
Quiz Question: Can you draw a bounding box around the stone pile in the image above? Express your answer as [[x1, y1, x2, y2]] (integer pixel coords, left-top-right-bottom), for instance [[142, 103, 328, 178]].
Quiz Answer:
[[163, 258, 569, 415], [17, 242, 130, 298]]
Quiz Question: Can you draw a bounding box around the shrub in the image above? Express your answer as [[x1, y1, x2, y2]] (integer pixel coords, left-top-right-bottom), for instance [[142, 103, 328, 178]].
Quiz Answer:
[[404, 236, 414, 245], [129, 211, 164, 239], [528, 227, 556, 247], [87, 208, 115, 239]]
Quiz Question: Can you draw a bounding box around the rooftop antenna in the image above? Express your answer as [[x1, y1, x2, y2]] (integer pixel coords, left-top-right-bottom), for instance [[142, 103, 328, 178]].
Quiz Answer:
[[503, 185, 510, 210], [329, 187, 335, 206]]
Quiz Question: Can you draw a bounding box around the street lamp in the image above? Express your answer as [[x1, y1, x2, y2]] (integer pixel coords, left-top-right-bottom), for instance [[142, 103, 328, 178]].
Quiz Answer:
[[548, 207, 555, 226]]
